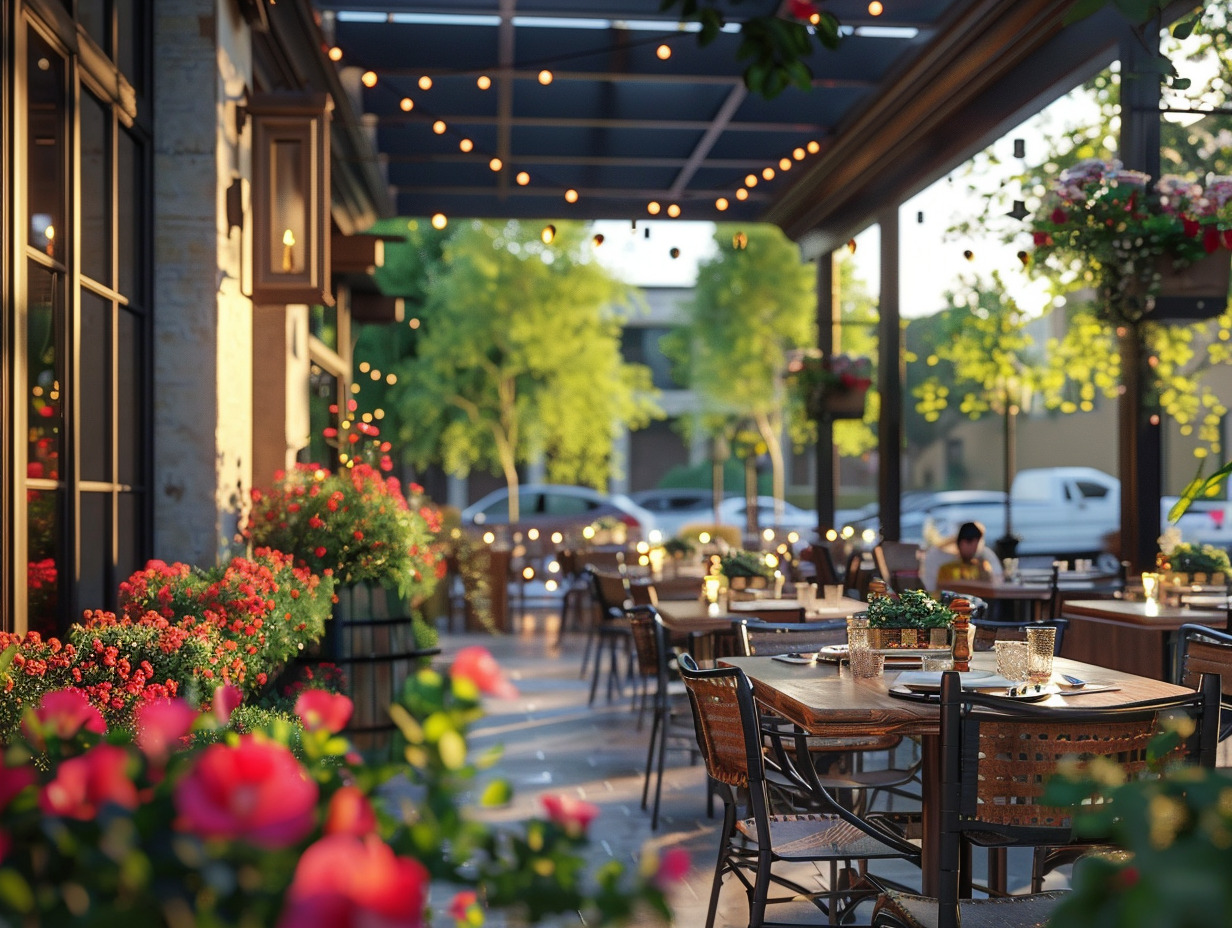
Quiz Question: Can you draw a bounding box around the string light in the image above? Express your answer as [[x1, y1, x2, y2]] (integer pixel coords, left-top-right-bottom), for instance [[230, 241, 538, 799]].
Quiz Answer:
[[779, 157, 791, 171], [432, 120, 446, 134], [418, 75, 433, 90], [656, 44, 672, 60], [715, 197, 729, 211], [431, 213, 447, 229], [516, 171, 530, 185], [793, 147, 805, 160], [564, 188, 579, 203], [762, 167, 775, 181], [647, 201, 661, 215], [666, 203, 681, 218], [477, 75, 491, 90], [538, 69, 553, 85], [489, 157, 503, 172], [807, 140, 821, 153], [459, 138, 473, 152], [361, 71, 378, 88], [541, 224, 556, 244], [868, 1, 884, 15], [735, 188, 749, 201], [745, 174, 758, 187], [400, 98, 414, 112], [328, 47, 343, 62]]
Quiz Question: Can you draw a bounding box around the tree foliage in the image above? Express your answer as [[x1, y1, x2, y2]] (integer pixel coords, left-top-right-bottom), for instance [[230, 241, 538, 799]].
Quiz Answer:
[[381, 220, 660, 520], [661, 224, 815, 511]]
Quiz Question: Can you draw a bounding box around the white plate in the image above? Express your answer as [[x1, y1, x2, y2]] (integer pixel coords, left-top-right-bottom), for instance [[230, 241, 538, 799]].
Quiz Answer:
[[893, 670, 994, 691]]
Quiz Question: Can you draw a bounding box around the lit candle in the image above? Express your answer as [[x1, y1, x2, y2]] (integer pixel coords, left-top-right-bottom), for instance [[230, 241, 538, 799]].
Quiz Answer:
[[1141, 571, 1160, 603], [774, 570, 784, 599], [703, 575, 721, 604], [281, 228, 296, 272]]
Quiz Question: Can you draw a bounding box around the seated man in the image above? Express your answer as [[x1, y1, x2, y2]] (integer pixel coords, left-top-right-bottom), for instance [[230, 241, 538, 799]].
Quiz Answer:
[[922, 521, 1003, 592]]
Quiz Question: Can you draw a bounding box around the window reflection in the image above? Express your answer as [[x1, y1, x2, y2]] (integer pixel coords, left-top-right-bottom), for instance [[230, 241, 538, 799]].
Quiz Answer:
[[27, 29, 64, 261], [26, 491, 60, 637], [27, 262, 62, 472]]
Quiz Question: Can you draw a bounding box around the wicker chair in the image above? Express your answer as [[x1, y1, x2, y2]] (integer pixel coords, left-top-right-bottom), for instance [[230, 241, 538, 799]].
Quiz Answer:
[[628, 606, 696, 829], [872, 671, 1220, 928], [1175, 623, 1232, 743], [678, 655, 920, 928]]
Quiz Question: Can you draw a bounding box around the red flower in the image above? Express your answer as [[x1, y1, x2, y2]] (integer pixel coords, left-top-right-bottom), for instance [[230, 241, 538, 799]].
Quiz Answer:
[[314, 546, 328, 558], [786, 0, 818, 19], [278, 833, 428, 928], [39, 744, 138, 820], [651, 846, 691, 888], [449, 890, 480, 923], [1204, 224, 1220, 253], [213, 684, 242, 724], [175, 736, 317, 849], [541, 794, 600, 838], [0, 765, 36, 812], [23, 688, 106, 749], [134, 697, 198, 765], [450, 646, 518, 700], [295, 690, 353, 734], [324, 785, 377, 836]]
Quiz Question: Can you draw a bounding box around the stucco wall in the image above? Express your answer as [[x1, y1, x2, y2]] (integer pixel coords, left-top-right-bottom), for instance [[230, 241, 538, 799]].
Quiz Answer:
[[153, 0, 253, 565]]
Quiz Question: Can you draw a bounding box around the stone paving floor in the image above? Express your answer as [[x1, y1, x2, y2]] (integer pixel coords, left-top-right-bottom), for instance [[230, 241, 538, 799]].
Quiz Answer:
[[434, 603, 1061, 927]]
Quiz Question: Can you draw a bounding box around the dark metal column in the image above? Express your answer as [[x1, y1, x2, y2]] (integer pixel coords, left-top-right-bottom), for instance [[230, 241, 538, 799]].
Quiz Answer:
[[878, 210, 903, 541], [1119, 24, 1164, 572], [814, 253, 836, 529]]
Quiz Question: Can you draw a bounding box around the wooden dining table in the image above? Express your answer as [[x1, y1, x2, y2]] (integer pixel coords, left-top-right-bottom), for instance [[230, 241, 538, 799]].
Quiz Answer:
[[1060, 598, 1226, 680], [721, 651, 1191, 896], [655, 596, 865, 660]]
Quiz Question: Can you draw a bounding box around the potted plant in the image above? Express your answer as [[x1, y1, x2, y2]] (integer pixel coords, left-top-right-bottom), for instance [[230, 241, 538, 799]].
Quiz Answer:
[[1157, 528, 1231, 585], [1029, 160, 1232, 327], [863, 588, 955, 650], [785, 350, 873, 420], [718, 549, 775, 590]]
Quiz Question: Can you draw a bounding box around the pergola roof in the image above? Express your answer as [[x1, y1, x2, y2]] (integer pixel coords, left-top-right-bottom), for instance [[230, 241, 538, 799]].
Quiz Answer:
[[316, 0, 1128, 249]]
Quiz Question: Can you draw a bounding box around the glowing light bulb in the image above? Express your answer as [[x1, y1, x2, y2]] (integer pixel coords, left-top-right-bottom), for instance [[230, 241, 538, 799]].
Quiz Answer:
[[489, 157, 503, 172], [745, 174, 758, 187], [400, 97, 414, 112], [459, 138, 473, 152], [431, 213, 447, 230], [361, 71, 378, 88], [715, 197, 729, 211], [538, 69, 553, 85], [477, 75, 491, 90], [418, 75, 433, 90], [647, 201, 661, 215], [762, 167, 776, 181], [564, 188, 579, 203], [736, 188, 749, 201], [328, 47, 343, 62], [667, 203, 681, 218], [516, 171, 530, 185], [432, 120, 446, 134]]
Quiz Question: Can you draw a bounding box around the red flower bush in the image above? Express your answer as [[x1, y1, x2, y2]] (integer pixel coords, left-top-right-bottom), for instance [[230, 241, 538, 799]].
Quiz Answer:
[[174, 736, 317, 849], [294, 689, 353, 734], [247, 463, 444, 601], [39, 743, 138, 819], [278, 833, 429, 928]]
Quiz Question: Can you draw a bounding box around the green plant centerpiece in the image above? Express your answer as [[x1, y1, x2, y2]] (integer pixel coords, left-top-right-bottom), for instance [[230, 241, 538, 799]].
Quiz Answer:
[[718, 549, 775, 590], [1157, 528, 1232, 584], [864, 589, 955, 650]]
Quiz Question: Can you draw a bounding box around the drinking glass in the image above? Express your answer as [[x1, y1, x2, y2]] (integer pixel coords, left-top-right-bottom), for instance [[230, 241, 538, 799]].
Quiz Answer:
[[1140, 572, 1160, 603], [798, 583, 817, 610], [847, 615, 871, 653], [850, 650, 885, 678], [824, 584, 844, 605], [994, 640, 1030, 682], [1025, 626, 1057, 682]]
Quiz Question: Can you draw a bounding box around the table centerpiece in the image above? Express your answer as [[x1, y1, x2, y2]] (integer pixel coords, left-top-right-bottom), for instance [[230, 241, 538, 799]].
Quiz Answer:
[[864, 587, 955, 650]]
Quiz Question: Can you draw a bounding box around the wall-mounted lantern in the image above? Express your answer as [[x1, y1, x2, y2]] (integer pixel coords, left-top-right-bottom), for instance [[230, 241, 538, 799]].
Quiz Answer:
[[248, 92, 333, 305]]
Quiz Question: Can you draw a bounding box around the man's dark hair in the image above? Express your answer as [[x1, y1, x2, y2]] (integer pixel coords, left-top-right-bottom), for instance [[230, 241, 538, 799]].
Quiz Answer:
[[956, 521, 983, 543]]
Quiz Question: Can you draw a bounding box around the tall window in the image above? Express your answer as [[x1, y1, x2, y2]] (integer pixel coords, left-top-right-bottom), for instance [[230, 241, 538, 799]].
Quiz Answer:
[[16, 5, 150, 634]]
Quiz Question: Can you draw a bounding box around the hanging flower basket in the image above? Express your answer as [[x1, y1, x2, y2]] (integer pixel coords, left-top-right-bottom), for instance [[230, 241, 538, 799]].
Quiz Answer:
[[786, 351, 873, 421]]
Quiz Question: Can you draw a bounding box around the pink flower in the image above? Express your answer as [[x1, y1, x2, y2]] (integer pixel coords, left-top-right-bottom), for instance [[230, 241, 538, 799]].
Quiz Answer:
[[450, 646, 518, 700], [541, 794, 600, 838], [652, 846, 691, 888], [277, 833, 428, 928], [39, 744, 138, 820], [174, 736, 317, 848], [0, 765, 36, 811], [135, 697, 198, 765], [295, 690, 353, 734], [449, 890, 480, 923], [324, 785, 376, 837], [23, 688, 106, 749], [213, 684, 242, 725]]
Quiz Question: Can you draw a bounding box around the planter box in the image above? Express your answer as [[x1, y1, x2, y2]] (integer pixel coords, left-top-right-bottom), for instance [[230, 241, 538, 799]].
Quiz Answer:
[[1164, 570, 1227, 588], [728, 575, 769, 591], [807, 387, 868, 421], [869, 626, 952, 650]]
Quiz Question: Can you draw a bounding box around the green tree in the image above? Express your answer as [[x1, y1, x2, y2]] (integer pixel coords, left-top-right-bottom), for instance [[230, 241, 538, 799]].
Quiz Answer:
[[385, 219, 659, 521], [662, 224, 815, 520]]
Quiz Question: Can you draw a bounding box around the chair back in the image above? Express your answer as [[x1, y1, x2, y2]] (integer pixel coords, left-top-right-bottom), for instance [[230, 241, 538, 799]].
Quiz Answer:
[[586, 566, 631, 620], [809, 543, 841, 586], [1176, 623, 1232, 726], [874, 541, 923, 592], [628, 605, 666, 682], [677, 655, 763, 794], [933, 670, 1219, 928], [737, 618, 847, 656]]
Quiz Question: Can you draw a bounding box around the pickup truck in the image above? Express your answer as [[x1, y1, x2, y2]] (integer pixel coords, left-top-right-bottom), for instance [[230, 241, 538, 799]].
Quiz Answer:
[[848, 466, 1232, 556]]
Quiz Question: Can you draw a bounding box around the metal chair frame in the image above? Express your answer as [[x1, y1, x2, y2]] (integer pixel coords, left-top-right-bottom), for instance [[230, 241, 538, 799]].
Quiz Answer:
[[679, 655, 921, 928], [1175, 622, 1232, 742], [872, 671, 1219, 928]]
